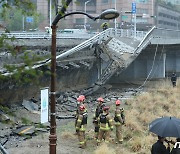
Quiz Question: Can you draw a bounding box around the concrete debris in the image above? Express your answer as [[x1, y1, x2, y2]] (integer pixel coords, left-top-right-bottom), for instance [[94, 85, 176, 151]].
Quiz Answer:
[[22, 100, 39, 112], [35, 128, 48, 133], [56, 115, 75, 119], [100, 53, 110, 62], [0, 143, 9, 154], [67, 96, 77, 104], [29, 97, 38, 103], [62, 105, 76, 112], [13, 126, 35, 136], [0, 110, 10, 122]]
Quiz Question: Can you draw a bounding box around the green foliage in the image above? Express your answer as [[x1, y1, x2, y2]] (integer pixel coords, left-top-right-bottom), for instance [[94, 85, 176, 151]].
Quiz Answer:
[[0, 105, 15, 116], [35, 123, 47, 129], [21, 117, 32, 125], [0, 0, 71, 85], [0, 0, 36, 17], [1, 8, 42, 31]]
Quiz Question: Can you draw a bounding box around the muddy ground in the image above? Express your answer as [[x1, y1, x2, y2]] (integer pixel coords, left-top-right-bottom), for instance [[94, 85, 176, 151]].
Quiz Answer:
[[0, 81, 165, 154]]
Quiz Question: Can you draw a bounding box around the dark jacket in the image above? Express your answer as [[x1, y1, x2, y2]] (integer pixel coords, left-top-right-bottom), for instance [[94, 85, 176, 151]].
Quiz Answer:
[[171, 74, 177, 82], [151, 140, 170, 154], [171, 148, 180, 154]]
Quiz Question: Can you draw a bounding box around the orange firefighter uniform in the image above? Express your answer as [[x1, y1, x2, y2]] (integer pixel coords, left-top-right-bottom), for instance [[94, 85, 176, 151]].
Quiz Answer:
[[97, 106, 113, 144], [75, 95, 87, 134], [76, 105, 88, 148], [93, 97, 105, 139], [114, 100, 125, 143]]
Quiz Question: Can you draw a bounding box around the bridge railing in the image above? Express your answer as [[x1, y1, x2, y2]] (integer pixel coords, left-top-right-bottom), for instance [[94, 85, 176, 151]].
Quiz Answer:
[[0, 29, 147, 40], [153, 27, 180, 39], [0, 32, 94, 39], [2, 28, 180, 40]]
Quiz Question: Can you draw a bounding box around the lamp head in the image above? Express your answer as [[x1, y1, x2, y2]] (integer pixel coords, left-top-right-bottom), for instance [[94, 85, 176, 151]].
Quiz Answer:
[[97, 9, 119, 20]]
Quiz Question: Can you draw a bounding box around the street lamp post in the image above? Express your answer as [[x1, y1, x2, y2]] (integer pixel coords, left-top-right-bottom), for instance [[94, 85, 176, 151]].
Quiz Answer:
[[114, 0, 117, 29], [84, 0, 91, 30], [49, 2, 119, 153]]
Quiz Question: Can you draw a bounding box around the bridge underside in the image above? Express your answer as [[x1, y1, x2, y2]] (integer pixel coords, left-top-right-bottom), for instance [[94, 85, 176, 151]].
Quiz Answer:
[[109, 44, 180, 83]]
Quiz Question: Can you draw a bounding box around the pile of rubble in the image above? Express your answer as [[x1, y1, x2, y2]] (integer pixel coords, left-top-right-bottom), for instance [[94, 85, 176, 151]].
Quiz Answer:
[[0, 86, 143, 153]]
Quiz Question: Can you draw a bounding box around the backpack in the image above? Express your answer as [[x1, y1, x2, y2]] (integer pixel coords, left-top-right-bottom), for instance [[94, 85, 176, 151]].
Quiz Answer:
[[81, 112, 88, 125], [100, 114, 108, 124]]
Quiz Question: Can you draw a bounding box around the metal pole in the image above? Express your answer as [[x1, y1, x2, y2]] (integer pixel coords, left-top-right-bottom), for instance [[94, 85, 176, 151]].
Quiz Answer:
[[49, 25, 57, 154], [49, 1, 73, 154], [84, 0, 91, 30], [114, 0, 117, 29], [134, 13, 136, 38], [84, 2, 87, 30], [50, 0, 52, 27], [22, 16, 24, 31]]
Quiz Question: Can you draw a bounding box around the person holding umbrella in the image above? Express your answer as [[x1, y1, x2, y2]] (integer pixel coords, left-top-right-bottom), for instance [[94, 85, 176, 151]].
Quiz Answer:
[[149, 116, 180, 154], [151, 135, 171, 154], [171, 138, 180, 154]]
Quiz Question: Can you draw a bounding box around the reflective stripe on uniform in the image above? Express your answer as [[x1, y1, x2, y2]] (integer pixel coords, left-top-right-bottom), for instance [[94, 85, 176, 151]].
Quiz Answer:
[[100, 127, 109, 131], [79, 141, 85, 145], [116, 114, 121, 117], [114, 122, 121, 125], [100, 123, 110, 130], [79, 125, 86, 131], [77, 119, 82, 123], [97, 139, 101, 143]]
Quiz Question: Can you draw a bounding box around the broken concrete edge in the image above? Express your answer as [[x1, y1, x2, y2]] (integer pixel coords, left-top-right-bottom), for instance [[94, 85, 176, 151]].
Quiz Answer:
[[0, 143, 9, 154]]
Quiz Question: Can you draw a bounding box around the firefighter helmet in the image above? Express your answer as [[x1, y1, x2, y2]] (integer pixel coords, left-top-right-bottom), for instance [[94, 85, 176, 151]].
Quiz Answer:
[[97, 97, 104, 102], [79, 95, 85, 101], [115, 100, 121, 106], [77, 97, 82, 102], [103, 106, 110, 111], [79, 105, 85, 111]]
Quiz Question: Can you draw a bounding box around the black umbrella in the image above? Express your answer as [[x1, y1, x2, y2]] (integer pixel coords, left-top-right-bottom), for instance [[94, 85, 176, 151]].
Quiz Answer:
[[149, 116, 180, 137]]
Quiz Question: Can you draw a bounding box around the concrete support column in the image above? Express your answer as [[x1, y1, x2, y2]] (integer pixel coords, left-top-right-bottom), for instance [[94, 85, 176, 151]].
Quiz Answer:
[[97, 58, 102, 80], [163, 53, 166, 77]]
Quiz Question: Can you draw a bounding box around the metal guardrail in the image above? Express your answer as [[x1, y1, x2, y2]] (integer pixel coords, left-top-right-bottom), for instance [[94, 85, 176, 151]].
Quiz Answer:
[[0, 32, 94, 39], [0, 29, 147, 40], [1, 27, 180, 40], [152, 27, 180, 38]]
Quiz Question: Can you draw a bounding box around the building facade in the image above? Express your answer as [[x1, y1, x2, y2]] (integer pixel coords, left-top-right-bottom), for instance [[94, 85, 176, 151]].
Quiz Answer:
[[36, 0, 180, 31]]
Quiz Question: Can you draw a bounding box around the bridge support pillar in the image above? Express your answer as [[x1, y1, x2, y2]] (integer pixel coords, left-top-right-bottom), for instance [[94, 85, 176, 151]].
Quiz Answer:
[[163, 53, 166, 78]]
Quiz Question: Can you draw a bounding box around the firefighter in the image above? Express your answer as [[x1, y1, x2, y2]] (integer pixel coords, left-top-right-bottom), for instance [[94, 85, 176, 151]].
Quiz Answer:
[[97, 106, 113, 145], [101, 22, 109, 31], [74, 95, 86, 135], [93, 97, 105, 139], [76, 105, 88, 149], [171, 72, 177, 87], [114, 100, 125, 144]]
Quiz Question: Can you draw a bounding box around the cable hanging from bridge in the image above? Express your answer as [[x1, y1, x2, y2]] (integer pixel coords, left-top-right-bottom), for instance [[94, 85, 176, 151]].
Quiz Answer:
[[137, 42, 159, 89]]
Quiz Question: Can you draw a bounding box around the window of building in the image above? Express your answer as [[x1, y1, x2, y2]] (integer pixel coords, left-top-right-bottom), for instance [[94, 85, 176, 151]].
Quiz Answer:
[[76, 18, 84, 24], [136, 8, 148, 14], [102, 0, 108, 3], [136, 0, 149, 3]]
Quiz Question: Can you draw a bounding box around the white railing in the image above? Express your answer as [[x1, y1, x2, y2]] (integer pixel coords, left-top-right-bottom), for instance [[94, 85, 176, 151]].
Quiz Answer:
[[0, 29, 147, 40], [0, 32, 94, 39], [2, 28, 180, 40]]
